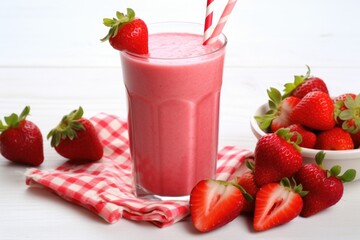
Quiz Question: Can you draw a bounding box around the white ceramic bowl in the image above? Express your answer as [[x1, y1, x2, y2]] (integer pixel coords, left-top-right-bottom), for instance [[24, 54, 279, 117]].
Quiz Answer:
[[250, 103, 360, 181]]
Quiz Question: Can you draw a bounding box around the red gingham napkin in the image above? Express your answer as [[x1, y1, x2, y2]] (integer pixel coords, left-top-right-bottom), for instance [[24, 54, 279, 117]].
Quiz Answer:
[[25, 113, 253, 227]]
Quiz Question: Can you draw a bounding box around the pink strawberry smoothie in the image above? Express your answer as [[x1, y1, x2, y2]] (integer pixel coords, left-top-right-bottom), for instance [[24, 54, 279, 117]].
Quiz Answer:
[[120, 27, 226, 197]]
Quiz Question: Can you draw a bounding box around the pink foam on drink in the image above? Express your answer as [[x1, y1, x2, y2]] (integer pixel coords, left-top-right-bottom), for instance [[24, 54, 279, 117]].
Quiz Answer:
[[121, 32, 226, 197], [148, 33, 222, 58]]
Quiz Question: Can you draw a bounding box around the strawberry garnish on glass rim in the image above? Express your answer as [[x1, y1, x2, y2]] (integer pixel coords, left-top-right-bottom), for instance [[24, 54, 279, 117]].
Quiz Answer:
[[101, 8, 149, 54]]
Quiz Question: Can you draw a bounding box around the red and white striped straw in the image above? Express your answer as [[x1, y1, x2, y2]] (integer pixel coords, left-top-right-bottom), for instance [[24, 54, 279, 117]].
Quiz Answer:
[[203, 0, 215, 43], [203, 0, 238, 45]]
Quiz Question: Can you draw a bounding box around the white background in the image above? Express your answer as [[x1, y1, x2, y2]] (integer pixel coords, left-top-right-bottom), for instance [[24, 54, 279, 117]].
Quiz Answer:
[[1, 0, 360, 239]]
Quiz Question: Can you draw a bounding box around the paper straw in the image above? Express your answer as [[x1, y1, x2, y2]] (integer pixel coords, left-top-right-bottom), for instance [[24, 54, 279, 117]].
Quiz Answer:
[[203, 0, 238, 45], [203, 0, 215, 43]]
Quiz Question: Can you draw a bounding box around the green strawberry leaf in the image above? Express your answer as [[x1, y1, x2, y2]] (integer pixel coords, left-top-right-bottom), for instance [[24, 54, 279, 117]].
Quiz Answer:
[[344, 95, 357, 109], [339, 109, 352, 121], [4, 113, 19, 127], [315, 151, 326, 168], [19, 106, 30, 121], [280, 177, 308, 197], [340, 169, 356, 182], [103, 18, 115, 27], [267, 87, 282, 106], [282, 65, 311, 97], [47, 106, 85, 147], [0, 106, 31, 131], [254, 87, 284, 131], [329, 165, 341, 177], [275, 128, 302, 152], [101, 8, 136, 42], [245, 159, 255, 172], [316, 151, 356, 182]]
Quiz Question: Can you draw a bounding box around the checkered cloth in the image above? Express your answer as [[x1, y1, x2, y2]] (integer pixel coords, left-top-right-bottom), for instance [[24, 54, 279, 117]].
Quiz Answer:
[[25, 113, 253, 227]]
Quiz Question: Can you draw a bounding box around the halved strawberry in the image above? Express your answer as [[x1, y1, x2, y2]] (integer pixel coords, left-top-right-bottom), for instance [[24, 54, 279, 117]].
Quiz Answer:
[[190, 179, 249, 232], [283, 65, 329, 99], [253, 178, 307, 231], [255, 87, 300, 133], [101, 8, 148, 54]]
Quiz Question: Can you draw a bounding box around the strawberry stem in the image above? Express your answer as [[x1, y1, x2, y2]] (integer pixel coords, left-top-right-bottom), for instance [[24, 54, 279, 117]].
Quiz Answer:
[[47, 106, 86, 147], [100, 8, 136, 42], [280, 177, 308, 197], [245, 159, 255, 172], [0, 106, 30, 132], [283, 65, 311, 98], [338, 94, 360, 134], [275, 128, 302, 152], [254, 87, 283, 131], [315, 151, 357, 182]]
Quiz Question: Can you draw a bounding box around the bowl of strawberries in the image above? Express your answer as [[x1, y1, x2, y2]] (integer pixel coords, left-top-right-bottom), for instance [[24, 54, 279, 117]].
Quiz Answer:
[[250, 66, 360, 180]]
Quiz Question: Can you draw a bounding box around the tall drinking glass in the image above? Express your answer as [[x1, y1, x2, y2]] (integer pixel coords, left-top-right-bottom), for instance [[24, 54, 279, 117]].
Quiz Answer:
[[120, 22, 227, 200]]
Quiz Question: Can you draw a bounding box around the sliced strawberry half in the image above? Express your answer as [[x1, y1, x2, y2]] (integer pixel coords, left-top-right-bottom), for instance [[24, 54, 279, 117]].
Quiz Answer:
[[190, 179, 248, 232], [253, 178, 307, 231], [255, 87, 300, 133]]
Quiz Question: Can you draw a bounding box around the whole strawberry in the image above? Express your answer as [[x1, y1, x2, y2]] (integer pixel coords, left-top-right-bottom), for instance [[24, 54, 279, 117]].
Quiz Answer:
[[236, 159, 259, 213], [255, 87, 300, 133], [333, 93, 357, 126], [47, 107, 103, 163], [288, 123, 316, 149], [190, 179, 250, 232], [295, 151, 356, 217], [290, 91, 335, 131], [314, 127, 354, 150], [253, 178, 307, 231], [0, 106, 44, 166], [101, 8, 148, 54], [254, 128, 302, 187], [334, 93, 360, 147], [283, 65, 329, 99]]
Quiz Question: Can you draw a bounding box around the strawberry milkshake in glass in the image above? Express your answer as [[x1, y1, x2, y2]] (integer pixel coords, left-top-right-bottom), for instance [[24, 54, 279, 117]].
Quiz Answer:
[[120, 22, 227, 200]]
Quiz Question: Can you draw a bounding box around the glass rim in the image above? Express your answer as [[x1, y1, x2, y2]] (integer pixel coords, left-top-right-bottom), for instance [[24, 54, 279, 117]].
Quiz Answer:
[[120, 21, 227, 61]]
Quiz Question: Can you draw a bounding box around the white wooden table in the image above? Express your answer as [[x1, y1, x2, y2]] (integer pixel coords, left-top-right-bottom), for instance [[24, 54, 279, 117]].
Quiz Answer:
[[1, 0, 360, 239]]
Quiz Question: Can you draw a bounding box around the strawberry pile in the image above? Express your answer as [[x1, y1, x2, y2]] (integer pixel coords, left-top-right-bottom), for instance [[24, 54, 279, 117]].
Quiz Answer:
[[256, 65, 360, 150], [0, 106, 103, 166], [190, 128, 356, 233], [189, 66, 358, 233]]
